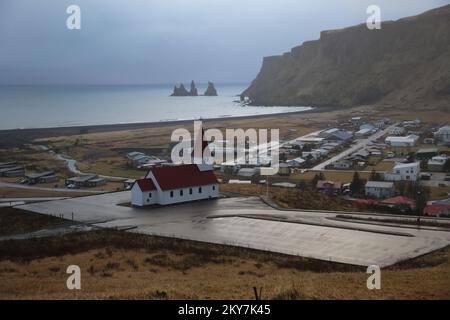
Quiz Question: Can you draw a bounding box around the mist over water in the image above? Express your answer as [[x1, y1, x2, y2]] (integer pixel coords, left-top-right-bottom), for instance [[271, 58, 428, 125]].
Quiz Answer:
[[0, 84, 311, 130]]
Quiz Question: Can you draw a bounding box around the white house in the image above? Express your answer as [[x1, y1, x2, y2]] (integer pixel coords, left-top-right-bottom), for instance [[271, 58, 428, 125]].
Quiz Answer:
[[434, 125, 450, 145], [131, 164, 219, 207], [385, 134, 419, 147], [384, 162, 420, 181], [428, 155, 448, 172], [365, 181, 395, 199]]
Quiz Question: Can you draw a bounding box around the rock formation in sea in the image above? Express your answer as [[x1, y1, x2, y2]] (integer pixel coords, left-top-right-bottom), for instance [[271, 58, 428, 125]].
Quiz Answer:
[[241, 5, 450, 110], [171, 84, 189, 96], [189, 80, 198, 96], [171, 81, 199, 96], [204, 82, 218, 96]]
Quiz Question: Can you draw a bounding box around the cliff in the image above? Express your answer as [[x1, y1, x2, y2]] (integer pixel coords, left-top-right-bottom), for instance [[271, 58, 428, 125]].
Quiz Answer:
[[241, 5, 450, 109]]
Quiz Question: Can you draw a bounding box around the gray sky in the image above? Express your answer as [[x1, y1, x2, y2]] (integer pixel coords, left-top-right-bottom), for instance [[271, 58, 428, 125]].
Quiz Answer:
[[1, 0, 449, 85]]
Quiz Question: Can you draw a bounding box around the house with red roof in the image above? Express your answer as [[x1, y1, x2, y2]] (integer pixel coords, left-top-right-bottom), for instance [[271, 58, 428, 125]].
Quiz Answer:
[[131, 164, 219, 206], [424, 204, 450, 217], [380, 196, 416, 210]]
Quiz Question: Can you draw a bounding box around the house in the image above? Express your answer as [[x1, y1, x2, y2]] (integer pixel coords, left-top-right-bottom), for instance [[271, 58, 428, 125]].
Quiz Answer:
[[365, 181, 395, 199], [65, 175, 100, 188], [38, 175, 59, 184], [123, 179, 136, 190], [380, 196, 416, 210], [350, 150, 370, 160], [272, 182, 297, 188], [131, 164, 219, 206], [293, 136, 325, 147], [319, 128, 353, 143], [416, 148, 439, 160], [278, 163, 291, 176], [331, 159, 353, 170], [302, 150, 321, 160], [384, 162, 420, 181], [238, 168, 259, 177], [287, 157, 306, 168], [427, 155, 448, 172], [385, 135, 419, 147], [86, 177, 107, 187], [355, 128, 373, 138], [0, 166, 24, 177], [424, 204, 450, 217], [388, 126, 405, 136], [316, 180, 343, 195], [434, 125, 450, 145], [25, 171, 55, 185]]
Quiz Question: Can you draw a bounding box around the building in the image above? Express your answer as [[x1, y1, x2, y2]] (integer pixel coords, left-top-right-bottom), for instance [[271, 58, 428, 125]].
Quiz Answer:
[[65, 175, 101, 188], [388, 127, 405, 136], [286, 157, 306, 168], [384, 162, 420, 181], [355, 128, 373, 138], [38, 175, 59, 184], [380, 196, 416, 211], [424, 204, 450, 217], [365, 181, 395, 199], [427, 155, 448, 172], [416, 148, 439, 160], [25, 171, 55, 185], [124, 179, 136, 190], [316, 180, 343, 195], [331, 159, 353, 170], [86, 177, 107, 187], [385, 135, 419, 147], [434, 125, 450, 145], [319, 128, 353, 143], [278, 163, 291, 176], [0, 166, 24, 177], [131, 164, 219, 206], [238, 168, 259, 177]]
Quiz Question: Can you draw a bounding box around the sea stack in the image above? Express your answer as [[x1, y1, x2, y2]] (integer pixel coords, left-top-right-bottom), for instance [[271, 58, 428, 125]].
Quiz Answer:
[[204, 82, 218, 96], [171, 81, 199, 96], [189, 80, 198, 96], [171, 84, 190, 96]]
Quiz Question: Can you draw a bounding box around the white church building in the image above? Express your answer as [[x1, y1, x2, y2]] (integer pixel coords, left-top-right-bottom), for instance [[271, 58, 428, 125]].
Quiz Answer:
[[131, 164, 219, 206]]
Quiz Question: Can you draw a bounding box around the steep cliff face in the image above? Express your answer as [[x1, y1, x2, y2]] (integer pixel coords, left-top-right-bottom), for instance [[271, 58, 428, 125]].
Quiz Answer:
[[241, 5, 450, 109]]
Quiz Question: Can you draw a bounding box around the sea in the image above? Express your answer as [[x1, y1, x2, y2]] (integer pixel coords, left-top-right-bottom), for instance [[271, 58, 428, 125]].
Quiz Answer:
[[0, 84, 311, 130]]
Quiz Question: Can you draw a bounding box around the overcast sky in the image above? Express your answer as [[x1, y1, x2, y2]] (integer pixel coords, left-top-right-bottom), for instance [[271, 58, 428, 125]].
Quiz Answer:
[[0, 0, 449, 85]]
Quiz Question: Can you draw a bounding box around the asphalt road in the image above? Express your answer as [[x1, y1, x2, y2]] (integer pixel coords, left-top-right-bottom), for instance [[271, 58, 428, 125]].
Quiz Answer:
[[311, 124, 398, 171], [17, 192, 450, 267]]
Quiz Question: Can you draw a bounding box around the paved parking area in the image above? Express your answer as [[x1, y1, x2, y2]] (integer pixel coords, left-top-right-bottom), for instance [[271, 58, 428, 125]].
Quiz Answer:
[[18, 192, 450, 267]]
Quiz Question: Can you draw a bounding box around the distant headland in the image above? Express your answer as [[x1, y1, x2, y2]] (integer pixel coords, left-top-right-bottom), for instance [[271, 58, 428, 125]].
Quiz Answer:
[[171, 81, 218, 96]]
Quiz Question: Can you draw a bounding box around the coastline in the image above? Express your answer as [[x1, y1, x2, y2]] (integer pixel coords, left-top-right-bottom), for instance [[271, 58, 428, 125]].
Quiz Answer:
[[0, 107, 341, 147]]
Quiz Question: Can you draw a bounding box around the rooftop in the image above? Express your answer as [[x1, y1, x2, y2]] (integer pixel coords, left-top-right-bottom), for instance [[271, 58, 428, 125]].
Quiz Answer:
[[365, 181, 394, 188]]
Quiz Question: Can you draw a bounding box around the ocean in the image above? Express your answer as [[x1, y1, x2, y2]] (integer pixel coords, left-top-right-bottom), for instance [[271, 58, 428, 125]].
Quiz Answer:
[[0, 84, 311, 130]]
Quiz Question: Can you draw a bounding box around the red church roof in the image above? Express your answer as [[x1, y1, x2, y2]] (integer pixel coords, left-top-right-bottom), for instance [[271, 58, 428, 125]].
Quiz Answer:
[[150, 164, 218, 191], [135, 178, 157, 191]]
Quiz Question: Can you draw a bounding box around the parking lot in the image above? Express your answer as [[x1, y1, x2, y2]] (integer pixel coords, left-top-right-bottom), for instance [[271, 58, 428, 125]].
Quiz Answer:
[[18, 192, 450, 267]]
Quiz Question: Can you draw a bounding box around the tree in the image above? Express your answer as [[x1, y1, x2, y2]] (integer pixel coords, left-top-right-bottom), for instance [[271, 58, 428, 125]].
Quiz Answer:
[[410, 183, 430, 218], [311, 172, 325, 187], [444, 158, 450, 173], [350, 172, 365, 196], [369, 169, 383, 181]]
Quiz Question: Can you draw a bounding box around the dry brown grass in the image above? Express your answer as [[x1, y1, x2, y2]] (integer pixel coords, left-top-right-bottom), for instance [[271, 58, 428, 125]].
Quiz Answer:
[[220, 184, 364, 212], [0, 228, 448, 300], [0, 188, 93, 199], [0, 207, 65, 236]]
